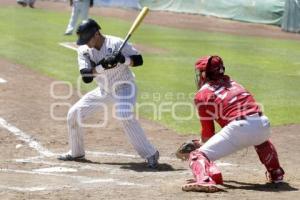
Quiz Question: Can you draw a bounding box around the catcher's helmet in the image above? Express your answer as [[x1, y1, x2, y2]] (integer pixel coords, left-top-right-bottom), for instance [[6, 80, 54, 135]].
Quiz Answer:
[[194, 55, 225, 89], [76, 19, 101, 45]]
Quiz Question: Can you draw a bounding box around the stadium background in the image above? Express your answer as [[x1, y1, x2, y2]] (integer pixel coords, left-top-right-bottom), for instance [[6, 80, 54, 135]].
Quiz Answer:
[[0, 0, 299, 199]]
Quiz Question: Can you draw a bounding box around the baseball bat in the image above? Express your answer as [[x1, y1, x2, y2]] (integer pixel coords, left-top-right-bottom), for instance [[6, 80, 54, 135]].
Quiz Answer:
[[117, 7, 149, 52]]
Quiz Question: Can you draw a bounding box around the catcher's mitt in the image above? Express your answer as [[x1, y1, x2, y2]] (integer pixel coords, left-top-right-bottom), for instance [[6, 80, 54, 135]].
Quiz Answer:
[[175, 139, 202, 160]]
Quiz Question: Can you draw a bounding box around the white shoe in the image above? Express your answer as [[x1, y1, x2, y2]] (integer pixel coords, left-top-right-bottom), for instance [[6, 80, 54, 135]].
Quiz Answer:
[[64, 32, 72, 36]]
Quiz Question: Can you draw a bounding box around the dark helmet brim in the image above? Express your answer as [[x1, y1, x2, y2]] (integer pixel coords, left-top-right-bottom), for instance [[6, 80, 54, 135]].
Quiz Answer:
[[76, 27, 99, 45], [76, 19, 101, 45]]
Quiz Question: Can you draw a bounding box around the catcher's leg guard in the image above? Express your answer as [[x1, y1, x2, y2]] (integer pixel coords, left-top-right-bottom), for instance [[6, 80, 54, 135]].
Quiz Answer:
[[182, 151, 220, 192], [209, 161, 223, 185], [255, 140, 284, 183]]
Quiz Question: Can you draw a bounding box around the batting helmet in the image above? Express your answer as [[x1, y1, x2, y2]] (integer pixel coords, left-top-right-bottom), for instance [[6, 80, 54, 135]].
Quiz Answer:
[[194, 55, 225, 89], [76, 19, 101, 45]]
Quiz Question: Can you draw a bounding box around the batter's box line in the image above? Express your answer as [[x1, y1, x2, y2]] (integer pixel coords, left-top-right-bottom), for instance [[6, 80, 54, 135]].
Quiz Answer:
[[0, 168, 147, 188], [0, 184, 71, 192], [13, 158, 192, 177], [0, 117, 55, 157], [1, 116, 235, 167]]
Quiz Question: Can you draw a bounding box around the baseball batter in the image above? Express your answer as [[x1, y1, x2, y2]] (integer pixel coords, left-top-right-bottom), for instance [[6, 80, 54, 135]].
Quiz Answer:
[[180, 55, 284, 192], [58, 19, 160, 169]]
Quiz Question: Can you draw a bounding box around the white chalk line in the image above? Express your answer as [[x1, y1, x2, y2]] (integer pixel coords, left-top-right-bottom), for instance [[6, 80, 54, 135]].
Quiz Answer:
[[1, 116, 235, 168], [0, 116, 238, 192], [0, 168, 146, 188], [14, 151, 235, 167], [14, 158, 191, 177], [0, 117, 55, 157], [85, 150, 181, 162], [0, 78, 7, 83], [33, 167, 78, 173], [59, 42, 77, 51], [85, 151, 235, 166], [0, 185, 65, 192], [0, 116, 179, 162]]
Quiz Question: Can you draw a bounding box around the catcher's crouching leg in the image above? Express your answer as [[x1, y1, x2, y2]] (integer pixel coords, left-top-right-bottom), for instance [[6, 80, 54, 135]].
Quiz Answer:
[[255, 140, 285, 183], [182, 150, 222, 193]]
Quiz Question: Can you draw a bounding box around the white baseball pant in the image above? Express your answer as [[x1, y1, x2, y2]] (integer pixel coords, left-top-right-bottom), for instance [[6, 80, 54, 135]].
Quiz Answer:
[[200, 114, 271, 161], [65, 0, 90, 34], [67, 82, 157, 159]]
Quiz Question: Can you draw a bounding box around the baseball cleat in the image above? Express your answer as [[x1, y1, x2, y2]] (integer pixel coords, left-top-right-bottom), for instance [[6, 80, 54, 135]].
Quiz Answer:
[[146, 151, 159, 169], [57, 154, 85, 161], [266, 167, 285, 184], [182, 182, 220, 193], [64, 32, 73, 36]]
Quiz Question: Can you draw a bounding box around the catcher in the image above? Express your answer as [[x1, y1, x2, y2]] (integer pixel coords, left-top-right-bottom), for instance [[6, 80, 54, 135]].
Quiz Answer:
[[176, 55, 285, 192]]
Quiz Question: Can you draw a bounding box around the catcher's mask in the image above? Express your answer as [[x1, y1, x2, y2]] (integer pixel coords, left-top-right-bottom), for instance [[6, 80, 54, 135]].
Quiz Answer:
[[194, 55, 225, 89], [76, 18, 101, 45]]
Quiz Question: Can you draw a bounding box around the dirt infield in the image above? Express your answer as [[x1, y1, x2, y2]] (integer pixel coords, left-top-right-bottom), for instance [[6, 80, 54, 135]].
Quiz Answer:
[[0, 59, 299, 199], [0, 1, 300, 199]]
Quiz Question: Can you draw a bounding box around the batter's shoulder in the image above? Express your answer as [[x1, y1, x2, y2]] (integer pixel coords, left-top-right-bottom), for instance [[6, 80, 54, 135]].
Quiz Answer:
[[77, 45, 89, 54], [105, 35, 123, 44]]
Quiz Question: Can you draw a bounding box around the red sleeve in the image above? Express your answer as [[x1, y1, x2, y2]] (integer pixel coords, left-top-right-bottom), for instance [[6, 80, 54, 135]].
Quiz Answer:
[[195, 99, 215, 142]]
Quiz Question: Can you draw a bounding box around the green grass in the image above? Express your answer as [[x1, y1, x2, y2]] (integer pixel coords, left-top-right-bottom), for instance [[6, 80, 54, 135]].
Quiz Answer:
[[0, 6, 300, 134]]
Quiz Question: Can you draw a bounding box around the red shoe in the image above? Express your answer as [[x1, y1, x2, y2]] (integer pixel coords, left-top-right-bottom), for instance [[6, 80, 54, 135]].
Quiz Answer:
[[266, 167, 285, 184], [209, 161, 223, 184], [182, 177, 220, 193]]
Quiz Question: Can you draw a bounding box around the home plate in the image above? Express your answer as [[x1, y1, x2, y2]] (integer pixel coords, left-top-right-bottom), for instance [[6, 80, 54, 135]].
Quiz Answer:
[[33, 167, 78, 173]]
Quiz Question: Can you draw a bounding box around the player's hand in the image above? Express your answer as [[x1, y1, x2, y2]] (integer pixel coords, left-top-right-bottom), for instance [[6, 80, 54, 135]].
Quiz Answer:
[[100, 52, 126, 69], [89, 59, 97, 68], [103, 55, 118, 69], [96, 58, 110, 69], [175, 139, 203, 161], [113, 51, 126, 64]]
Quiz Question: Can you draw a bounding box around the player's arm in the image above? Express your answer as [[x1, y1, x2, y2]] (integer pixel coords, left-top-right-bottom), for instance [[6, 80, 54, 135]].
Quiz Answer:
[[196, 100, 216, 143], [78, 48, 98, 83], [120, 41, 143, 67], [78, 56, 94, 84]]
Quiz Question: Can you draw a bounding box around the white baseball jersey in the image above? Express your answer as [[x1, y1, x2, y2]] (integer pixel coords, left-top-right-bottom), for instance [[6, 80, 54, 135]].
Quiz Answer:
[[67, 36, 157, 159], [77, 35, 137, 91]]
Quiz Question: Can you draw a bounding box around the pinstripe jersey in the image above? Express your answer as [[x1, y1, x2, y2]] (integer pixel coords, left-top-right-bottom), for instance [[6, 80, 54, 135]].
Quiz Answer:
[[77, 35, 138, 91]]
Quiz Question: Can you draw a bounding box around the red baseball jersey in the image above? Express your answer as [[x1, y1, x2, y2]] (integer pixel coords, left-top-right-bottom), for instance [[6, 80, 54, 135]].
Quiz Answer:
[[194, 76, 261, 140]]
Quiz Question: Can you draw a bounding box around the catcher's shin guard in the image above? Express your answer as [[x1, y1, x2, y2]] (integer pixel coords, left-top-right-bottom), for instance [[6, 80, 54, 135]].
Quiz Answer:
[[189, 150, 211, 182], [188, 151, 223, 184], [209, 161, 223, 185], [255, 140, 284, 183], [182, 150, 221, 192]]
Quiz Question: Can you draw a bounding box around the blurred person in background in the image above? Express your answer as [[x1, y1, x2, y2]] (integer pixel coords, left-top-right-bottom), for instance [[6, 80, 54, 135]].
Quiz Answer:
[[17, 0, 36, 8], [64, 0, 94, 35]]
